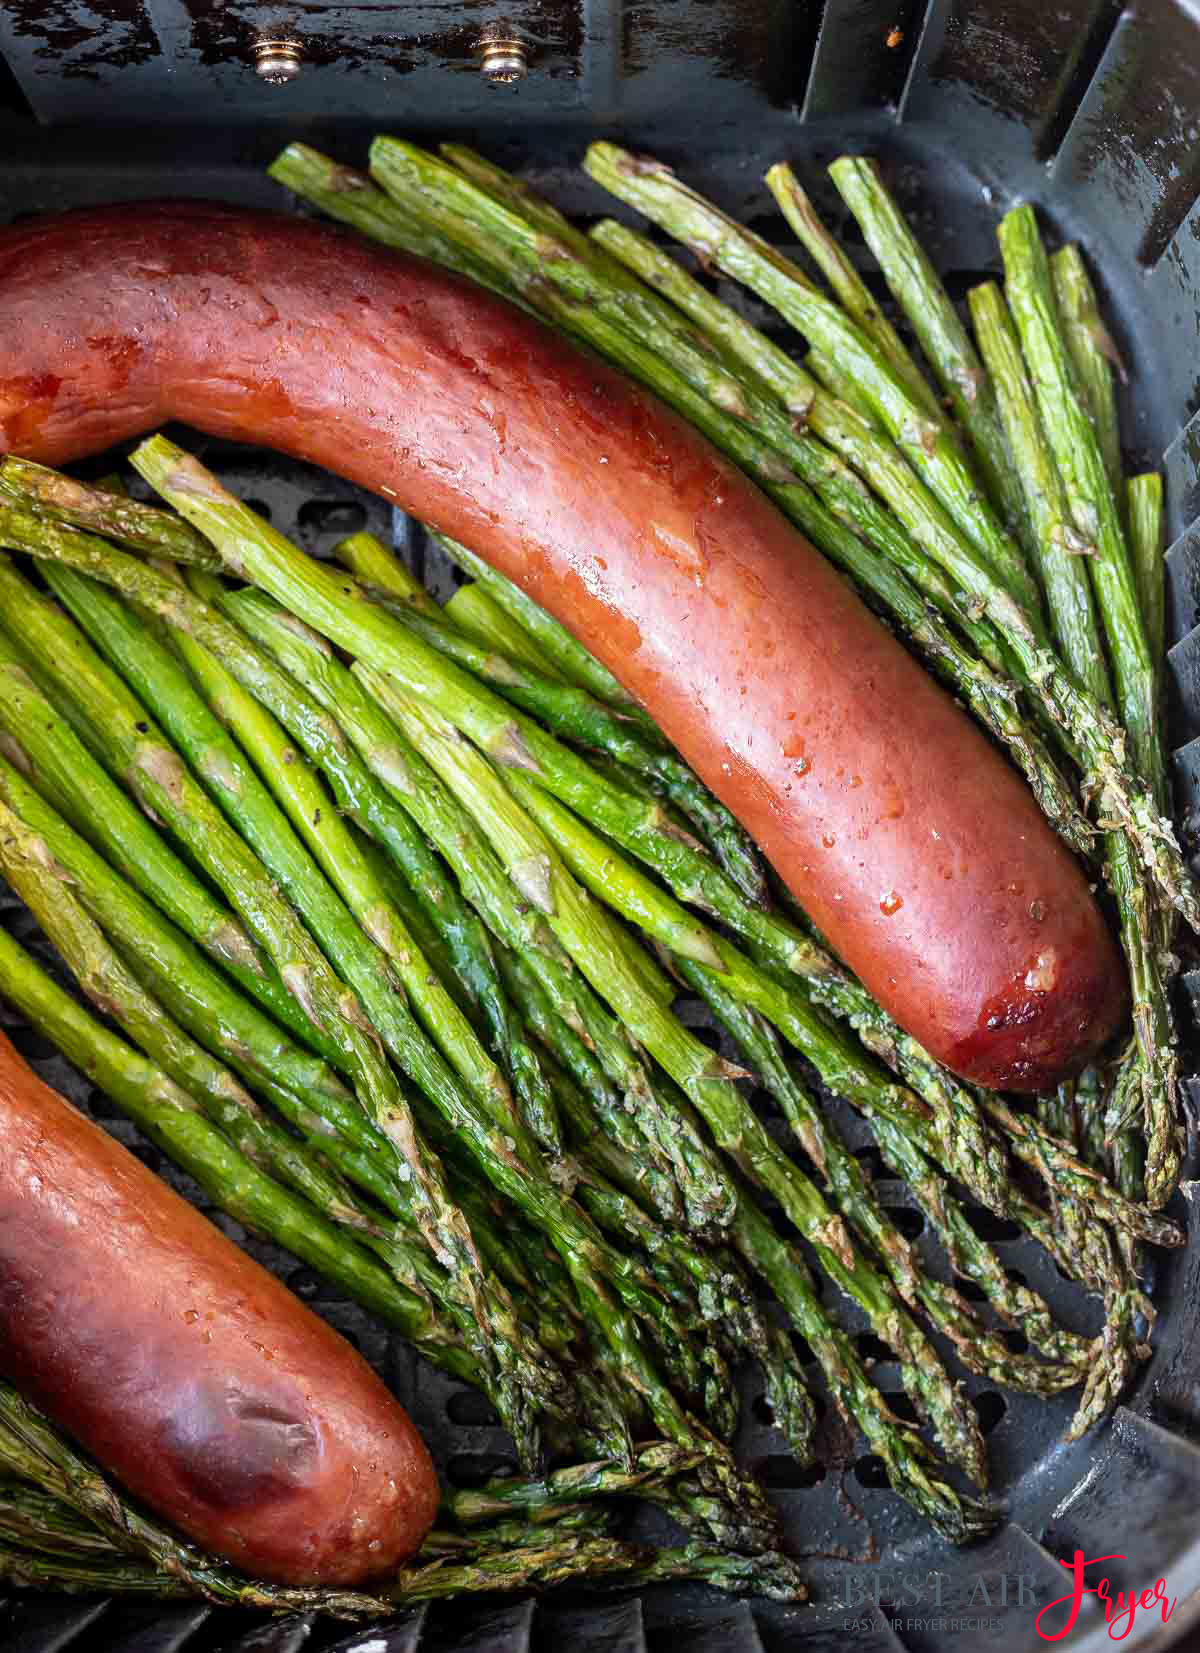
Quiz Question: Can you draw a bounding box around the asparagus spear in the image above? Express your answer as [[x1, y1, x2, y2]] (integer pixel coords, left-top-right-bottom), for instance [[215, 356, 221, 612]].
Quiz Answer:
[[1127, 472, 1165, 677], [0, 919, 471, 1369], [967, 281, 1107, 698], [581, 141, 1038, 614], [999, 207, 1159, 794], [443, 1442, 702, 1522], [445, 582, 565, 675], [1050, 244, 1125, 502], [827, 156, 1031, 550], [0, 456, 218, 566], [335, 527, 444, 618], [763, 163, 940, 418], [269, 140, 526, 306]]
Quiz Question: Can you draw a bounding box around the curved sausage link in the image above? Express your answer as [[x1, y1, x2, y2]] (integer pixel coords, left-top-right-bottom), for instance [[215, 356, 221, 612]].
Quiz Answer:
[[0, 204, 1126, 1088], [0, 1030, 438, 1585]]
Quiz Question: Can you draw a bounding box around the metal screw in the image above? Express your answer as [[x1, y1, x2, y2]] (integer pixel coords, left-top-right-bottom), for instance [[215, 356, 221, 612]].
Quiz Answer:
[[254, 38, 304, 84], [478, 33, 528, 84]]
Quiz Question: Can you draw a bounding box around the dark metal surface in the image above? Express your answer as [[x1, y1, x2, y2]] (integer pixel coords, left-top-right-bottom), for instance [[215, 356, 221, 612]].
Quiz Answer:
[[4, 1, 1200, 1649]]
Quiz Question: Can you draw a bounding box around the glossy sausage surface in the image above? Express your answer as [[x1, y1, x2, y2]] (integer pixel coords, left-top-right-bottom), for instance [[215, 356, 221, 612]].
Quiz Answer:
[[0, 203, 1126, 1088], [0, 1029, 438, 1585]]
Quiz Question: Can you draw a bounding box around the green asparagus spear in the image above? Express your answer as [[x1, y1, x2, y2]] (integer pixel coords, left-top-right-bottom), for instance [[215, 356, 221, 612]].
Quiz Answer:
[[0, 456, 218, 566], [1127, 472, 1165, 675], [417, 530, 642, 711], [335, 527, 444, 617], [827, 156, 1031, 549], [999, 207, 1158, 793], [269, 140, 525, 305], [967, 280, 1107, 699], [444, 582, 565, 675], [764, 163, 940, 417], [1050, 244, 1124, 503]]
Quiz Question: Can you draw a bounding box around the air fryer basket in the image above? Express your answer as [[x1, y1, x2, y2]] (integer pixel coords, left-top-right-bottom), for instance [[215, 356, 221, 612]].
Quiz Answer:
[[4, 1, 1200, 1648]]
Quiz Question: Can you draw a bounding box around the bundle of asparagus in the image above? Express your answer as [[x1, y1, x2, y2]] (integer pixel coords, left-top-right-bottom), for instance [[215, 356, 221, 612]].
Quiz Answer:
[[0, 1381, 803, 1609], [0, 136, 1189, 1606]]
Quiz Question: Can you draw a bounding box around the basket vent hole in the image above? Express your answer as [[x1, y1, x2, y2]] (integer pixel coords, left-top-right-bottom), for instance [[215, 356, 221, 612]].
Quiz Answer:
[[750, 1084, 784, 1122], [756, 1454, 827, 1489], [883, 1205, 924, 1240], [447, 1452, 520, 1489], [853, 1453, 890, 1489], [881, 1390, 920, 1425], [297, 499, 369, 541], [962, 1204, 1024, 1244], [243, 498, 273, 523], [446, 1391, 502, 1429], [853, 1145, 889, 1179], [954, 1276, 989, 1304], [973, 1391, 1007, 1434], [86, 1085, 127, 1123], [790, 1333, 819, 1367], [7, 1025, 61, 1063], [855, 1332, 894, 1365]]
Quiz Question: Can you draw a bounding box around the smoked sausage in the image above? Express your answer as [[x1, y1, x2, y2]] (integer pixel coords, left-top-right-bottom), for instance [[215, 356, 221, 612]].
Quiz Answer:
[[0, 1028, 438, 1585], [0, 203, 1126, 1088]]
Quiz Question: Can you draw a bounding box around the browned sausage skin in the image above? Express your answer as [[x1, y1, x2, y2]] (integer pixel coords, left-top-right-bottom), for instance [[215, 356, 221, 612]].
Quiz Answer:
[[0, 203, 1126, 1089], [0, 1030, 438, 1585]]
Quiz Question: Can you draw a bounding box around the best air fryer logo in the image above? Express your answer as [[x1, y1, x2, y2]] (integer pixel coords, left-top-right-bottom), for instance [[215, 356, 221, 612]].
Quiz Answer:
[[839, 1552, 1177, 1641]]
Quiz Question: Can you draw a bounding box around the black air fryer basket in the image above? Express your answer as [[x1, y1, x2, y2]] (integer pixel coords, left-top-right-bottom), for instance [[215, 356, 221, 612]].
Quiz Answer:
[[4, 1, 1200, 1648]]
